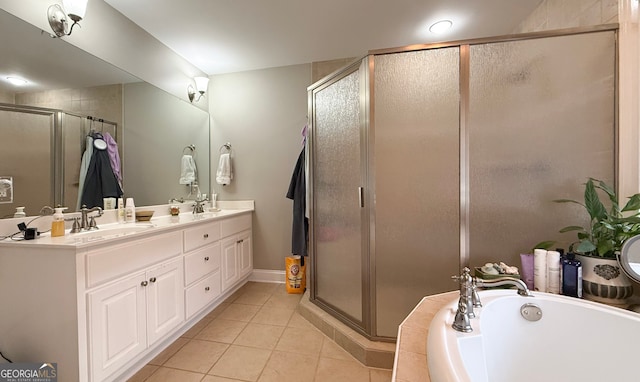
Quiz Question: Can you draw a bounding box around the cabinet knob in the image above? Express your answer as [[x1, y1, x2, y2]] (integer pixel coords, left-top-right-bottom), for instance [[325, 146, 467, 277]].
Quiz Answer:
[[141, 281, 148, 287], [204, 233, 209, 239], [204, 256, 210, 261], [205, 286, 210, 292], [149, 277, 157, 283]]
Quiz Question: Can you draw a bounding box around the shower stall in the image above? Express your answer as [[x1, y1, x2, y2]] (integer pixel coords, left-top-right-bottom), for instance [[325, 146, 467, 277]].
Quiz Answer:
[[0, 103, 118, 218], [308, 26, 617, 340]]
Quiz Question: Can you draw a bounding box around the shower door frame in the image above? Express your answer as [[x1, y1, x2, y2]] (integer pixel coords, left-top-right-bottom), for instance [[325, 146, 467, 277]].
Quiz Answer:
[[309, 24, 620, 341]]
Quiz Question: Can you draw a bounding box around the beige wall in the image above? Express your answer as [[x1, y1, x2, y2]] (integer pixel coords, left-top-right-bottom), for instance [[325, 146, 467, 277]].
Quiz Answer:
[[209, 63, 312, 270], [514, 0, 618, 33]]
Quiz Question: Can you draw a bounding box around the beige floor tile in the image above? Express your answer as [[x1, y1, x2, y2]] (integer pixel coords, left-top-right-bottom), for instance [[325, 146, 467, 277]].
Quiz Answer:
[[263, 294, 303, 310], [270, 286, 302, 297], [234, 290, 271, 306], [218, 303, 260, 322], [164, 339, 229, 373], [145, 367, 205, 382], [286, 312, 316, 330], [242, 282, 278, 295], [197, 318, 248, 343], [181, 317, 213, 339], [208, 345, 271, 381], [315, 357, 370, 382], [202, 376, 246, 382], [258, 350, 318, 382], [127, 365, 159, 382], [148, 338, 189, 366], [251, 306, 294, 326], [320, 338, 356, 361], [233, 322, 285, 350], [370, 368, 393, 382], [275, 327, 324, 356], [204, 302, 231, 320]]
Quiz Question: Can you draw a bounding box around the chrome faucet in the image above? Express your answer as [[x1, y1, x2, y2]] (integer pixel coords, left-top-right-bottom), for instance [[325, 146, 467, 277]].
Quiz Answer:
[[192, 197, 207, 214], [451, 267, 533, 333], [71, 205, 103, 233]]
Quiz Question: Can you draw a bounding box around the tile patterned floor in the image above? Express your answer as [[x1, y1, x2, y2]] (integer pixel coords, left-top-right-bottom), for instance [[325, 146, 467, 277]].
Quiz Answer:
[[128, 282, 393, 382]]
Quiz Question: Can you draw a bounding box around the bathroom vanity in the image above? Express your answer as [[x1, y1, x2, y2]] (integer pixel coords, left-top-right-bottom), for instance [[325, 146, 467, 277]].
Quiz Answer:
[[0, 203, 254, 382]]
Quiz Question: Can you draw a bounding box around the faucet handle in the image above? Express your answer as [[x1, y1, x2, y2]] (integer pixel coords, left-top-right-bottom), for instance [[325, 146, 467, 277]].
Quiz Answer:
[[89, 216, 98, 230], [70, 217, 81, 233]]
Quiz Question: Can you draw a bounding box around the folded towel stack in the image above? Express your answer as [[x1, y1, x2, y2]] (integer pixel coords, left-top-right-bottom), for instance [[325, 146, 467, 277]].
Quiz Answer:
[[179, 154, 197, 184], [216, 153, 232, 185]]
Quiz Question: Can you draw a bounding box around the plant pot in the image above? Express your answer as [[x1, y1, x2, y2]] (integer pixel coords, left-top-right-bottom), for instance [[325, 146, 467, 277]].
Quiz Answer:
[[575, 254, 634, 307]]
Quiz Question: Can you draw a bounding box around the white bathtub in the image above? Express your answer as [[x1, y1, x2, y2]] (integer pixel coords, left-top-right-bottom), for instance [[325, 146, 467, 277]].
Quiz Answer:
[[427, 289, 640, 382]]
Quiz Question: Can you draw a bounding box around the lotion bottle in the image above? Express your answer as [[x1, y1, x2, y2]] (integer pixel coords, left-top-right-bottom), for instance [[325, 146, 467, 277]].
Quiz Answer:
[[51, 207, 67, 237], [561, 252, 582, 298], [546, 250, 561, 294], [125, 197, 135, 223], [117, 198, 125, 223], [13, 206, 26, 218], [533, 248, 547, 292]]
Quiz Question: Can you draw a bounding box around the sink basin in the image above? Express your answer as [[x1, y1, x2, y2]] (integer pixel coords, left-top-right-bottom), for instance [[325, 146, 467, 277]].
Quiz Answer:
[[67, 223, 155, 242]]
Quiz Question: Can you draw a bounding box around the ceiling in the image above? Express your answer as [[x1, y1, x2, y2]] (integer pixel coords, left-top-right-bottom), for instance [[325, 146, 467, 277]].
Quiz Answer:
[[105, 0, 543, 75]]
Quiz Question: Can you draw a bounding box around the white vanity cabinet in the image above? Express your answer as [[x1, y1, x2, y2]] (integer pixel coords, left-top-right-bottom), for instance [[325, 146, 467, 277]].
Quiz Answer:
[[221, 214, 253, 291], [0, 206, 254, 382], [183, 221, 223, 319], [87, 233, 185, 382]]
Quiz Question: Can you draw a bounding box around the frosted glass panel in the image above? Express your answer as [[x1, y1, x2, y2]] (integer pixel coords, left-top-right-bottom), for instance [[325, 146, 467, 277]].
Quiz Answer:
[[0, 108, 53, 218], [313, 70, 363, 321], [468, 32, 615, 268], [374, 48, 460, 337]]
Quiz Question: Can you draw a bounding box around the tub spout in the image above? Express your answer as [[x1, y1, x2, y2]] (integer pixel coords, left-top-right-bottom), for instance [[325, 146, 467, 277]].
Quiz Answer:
[[475, 277, 534, 297]]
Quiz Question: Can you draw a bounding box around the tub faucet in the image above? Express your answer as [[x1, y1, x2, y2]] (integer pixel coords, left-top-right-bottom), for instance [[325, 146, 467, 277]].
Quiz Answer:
[[451, 267, 533, 333]]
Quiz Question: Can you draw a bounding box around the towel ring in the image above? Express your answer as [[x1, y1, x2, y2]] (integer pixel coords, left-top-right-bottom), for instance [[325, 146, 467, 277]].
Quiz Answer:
[[219, 142, 232, 154], [183, 144, 196, 156]]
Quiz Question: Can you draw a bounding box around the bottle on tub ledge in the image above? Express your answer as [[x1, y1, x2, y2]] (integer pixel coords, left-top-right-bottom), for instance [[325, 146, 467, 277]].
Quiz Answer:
[[561, 252, 583, 298]]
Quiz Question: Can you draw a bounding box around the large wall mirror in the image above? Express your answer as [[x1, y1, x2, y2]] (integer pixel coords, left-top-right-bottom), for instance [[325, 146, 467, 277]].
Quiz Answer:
[[0, 9, 210, 218]]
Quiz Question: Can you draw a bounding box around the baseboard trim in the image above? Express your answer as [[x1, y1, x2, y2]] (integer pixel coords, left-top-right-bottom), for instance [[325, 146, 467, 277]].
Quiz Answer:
[[250, 269, 285, 283]]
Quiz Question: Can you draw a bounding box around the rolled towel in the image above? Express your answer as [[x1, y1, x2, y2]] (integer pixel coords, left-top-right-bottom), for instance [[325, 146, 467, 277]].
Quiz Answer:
[[179, 154, 197, 184], [216, 153, 232, 185]]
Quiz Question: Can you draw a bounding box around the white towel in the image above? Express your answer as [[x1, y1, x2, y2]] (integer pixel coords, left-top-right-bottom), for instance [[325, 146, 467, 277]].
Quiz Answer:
[[216, 153, 232, 185], [179, 155, 197, 184]]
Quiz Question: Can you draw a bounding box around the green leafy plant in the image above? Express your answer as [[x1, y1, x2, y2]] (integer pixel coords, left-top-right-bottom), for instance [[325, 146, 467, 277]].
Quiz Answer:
[[555, 178, 640, 258]]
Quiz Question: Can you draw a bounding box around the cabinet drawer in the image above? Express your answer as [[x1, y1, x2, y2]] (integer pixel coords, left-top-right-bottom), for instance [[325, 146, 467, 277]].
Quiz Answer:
[[185, 270, 221, 319], [184, 221, 221, 253], [86, 231, 182, 288], [184, 242, 221, 285], [221, 214, 252, 238]]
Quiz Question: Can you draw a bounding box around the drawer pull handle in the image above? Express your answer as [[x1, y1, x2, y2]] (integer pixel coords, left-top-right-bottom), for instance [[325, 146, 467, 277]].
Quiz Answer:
[[205, 286, 210, 292], [204, 256, 210, 261], [237, 239, 243, 244], [204, 234, 209, 239], [141, 281, 148, 287], [149, 277, 157, 283]]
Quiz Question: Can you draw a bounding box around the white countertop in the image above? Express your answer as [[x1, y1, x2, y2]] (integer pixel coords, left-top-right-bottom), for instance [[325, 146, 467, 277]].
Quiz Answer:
[[0, 200, 254, 249]]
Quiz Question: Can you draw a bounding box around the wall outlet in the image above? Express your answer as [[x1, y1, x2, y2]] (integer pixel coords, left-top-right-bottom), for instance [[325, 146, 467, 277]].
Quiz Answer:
[[0, 176, 13, 204]]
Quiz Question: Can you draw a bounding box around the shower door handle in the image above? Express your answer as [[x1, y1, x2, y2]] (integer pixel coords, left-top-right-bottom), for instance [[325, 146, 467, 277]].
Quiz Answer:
[[358, 187, 364, 208]]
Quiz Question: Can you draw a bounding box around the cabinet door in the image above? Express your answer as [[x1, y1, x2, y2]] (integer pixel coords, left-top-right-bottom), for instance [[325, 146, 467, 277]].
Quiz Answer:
[[146, 258, 185, 345], [221, 236, 239, 291], [238, 230, 252, 278], [89, 272, 147, 382]]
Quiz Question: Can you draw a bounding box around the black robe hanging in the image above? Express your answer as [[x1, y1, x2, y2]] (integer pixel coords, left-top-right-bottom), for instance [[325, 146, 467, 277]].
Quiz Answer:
[[286, 148, 308, 256]]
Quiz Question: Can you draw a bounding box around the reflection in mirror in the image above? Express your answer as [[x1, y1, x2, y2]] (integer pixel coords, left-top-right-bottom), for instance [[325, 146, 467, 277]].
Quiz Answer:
[[0, 9, 209, 216], [620, 235, 640, 283]]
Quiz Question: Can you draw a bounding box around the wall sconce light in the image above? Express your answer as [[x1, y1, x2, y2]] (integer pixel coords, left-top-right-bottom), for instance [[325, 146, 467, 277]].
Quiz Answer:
[[188, 76, 210, 103], [47, 0, 88, 37]]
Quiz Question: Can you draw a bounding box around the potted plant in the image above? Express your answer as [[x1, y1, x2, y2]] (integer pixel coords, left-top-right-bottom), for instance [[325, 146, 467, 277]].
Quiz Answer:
[[555, 178, 640, 305]]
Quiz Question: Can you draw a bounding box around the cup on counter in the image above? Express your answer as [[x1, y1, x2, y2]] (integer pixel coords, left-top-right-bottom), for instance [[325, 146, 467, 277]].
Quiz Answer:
[[103, 197, 116, 210], [170, 205, 180, 216]]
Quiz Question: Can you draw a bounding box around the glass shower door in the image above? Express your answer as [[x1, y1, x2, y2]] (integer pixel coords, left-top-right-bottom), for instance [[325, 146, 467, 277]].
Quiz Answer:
[[312, 65, 365, 325]]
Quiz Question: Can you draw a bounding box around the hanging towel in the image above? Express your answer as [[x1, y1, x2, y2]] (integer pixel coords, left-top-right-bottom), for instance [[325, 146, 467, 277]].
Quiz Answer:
[[103, 132, 122, 189], [179, 154, 197, 185], [77, 135, 94, 210], [216, 153, 232, 185]]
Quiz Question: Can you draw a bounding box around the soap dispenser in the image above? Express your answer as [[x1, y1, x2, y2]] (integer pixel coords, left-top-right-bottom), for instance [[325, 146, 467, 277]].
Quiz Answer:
[[13, 206, 26, 218], [51, 207, 67, 237]]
